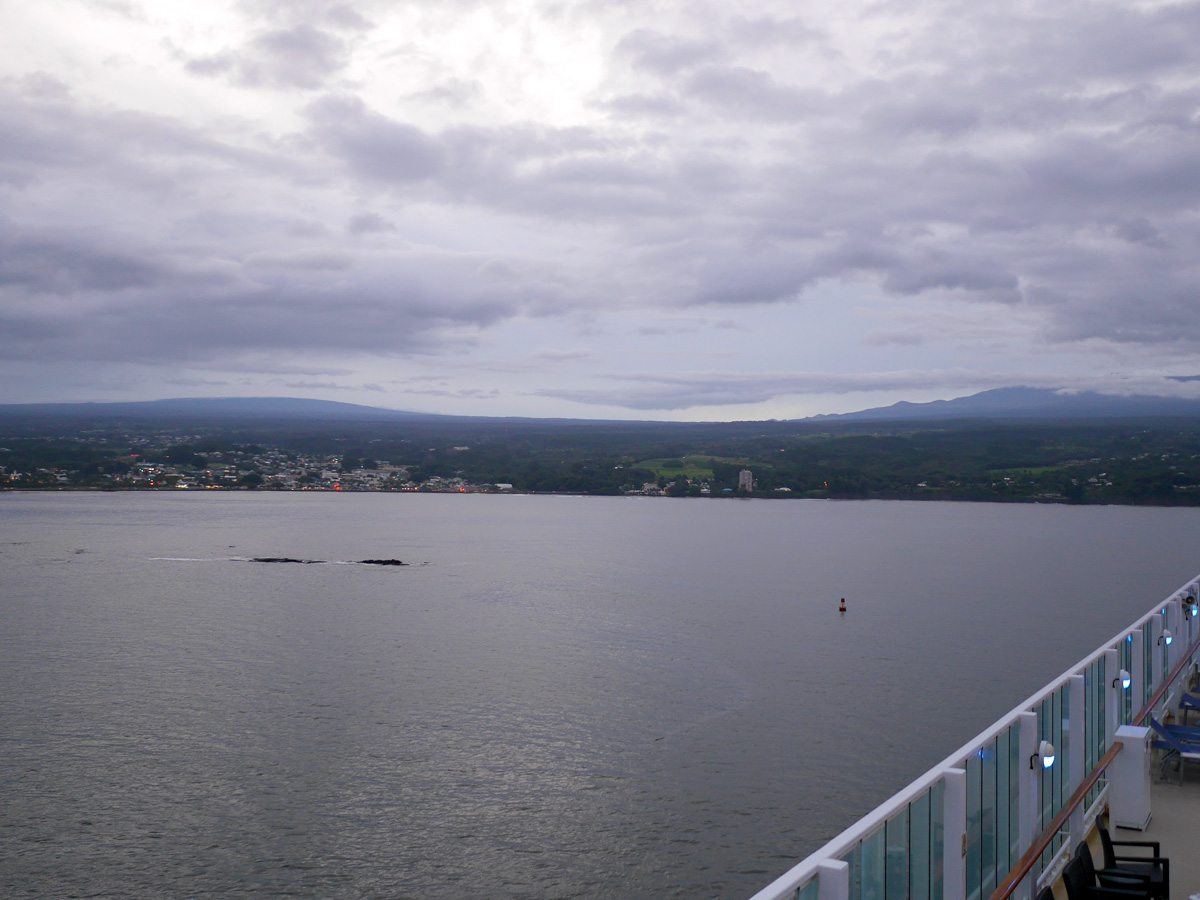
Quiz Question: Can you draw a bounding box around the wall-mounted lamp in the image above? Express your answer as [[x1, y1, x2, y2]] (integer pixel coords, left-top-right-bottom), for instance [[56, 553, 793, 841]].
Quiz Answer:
[[1159, 629, 1173, 647], [1112, 669, 1131, 689], [1031, 740, 1056, 770]]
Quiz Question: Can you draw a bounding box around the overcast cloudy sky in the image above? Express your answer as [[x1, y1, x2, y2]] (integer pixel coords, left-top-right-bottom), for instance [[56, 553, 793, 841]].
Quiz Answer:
[[3, 0, 1200, 419]]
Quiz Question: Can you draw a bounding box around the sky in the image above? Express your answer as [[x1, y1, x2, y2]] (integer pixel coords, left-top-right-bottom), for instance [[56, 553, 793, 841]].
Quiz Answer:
[[3, 0, 1200, 420]]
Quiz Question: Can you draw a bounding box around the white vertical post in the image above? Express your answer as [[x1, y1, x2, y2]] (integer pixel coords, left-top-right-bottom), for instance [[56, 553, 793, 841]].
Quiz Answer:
[[1067, 674, 1085, 846], [1104, 648, 1120, 742], [818, 860, 850, 900], [1017, 712, 1038, 900], [1172, 596, 1184, 669], [1149, 616, 1163, 697], [1186, 588, 1197, 650], [943, 768, 967, 900], [1130, 628, 1144, 718], [1112, 726, 1152, 830], [1191, 583, 1200, 646]]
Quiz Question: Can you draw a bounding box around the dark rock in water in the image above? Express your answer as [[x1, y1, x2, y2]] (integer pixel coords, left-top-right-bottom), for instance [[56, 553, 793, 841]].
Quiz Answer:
[[248, 556, 405, 566]]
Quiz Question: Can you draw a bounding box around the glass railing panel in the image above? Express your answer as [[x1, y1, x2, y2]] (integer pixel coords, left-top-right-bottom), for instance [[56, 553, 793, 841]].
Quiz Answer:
[[910, 789, 931, 900], [842, 843, 861, 900], [1119, 635, 1133, 725], [995, 728, 1010, 877], [863, 826, 886, 900], [1036, 697, 1050, 832], [1007, 722, 1020, 867], [796, 875, 820, 900], [1143, 629, 1154, 706], [1058, 684, 1068, 810], [965, 751, 981, 900], [886, 808, 909, 900], [931, 778, 944, 900], [1085, 657, 1104, 810], [981, 739, 997, 898], [1156, 609, 1166, 681]]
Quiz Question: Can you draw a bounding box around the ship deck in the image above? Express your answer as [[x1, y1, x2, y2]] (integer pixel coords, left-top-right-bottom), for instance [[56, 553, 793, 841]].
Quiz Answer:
[[1137, 769, 1200, 899]]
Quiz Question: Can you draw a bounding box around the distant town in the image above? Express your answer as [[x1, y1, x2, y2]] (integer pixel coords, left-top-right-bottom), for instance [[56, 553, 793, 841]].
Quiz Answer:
[[0, 431, 761, 496], [3, 407, 1200, 505]]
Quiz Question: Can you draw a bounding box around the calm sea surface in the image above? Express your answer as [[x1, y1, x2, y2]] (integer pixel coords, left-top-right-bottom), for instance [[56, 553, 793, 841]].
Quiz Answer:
[[3, 493, 1199, 899]]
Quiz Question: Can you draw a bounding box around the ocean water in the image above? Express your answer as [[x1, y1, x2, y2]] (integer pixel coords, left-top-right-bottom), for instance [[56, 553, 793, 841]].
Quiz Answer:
[[2, 492, 1198, 899]]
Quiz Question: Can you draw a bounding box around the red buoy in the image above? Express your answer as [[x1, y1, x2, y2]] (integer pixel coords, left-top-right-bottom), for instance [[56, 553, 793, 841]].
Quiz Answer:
[[839, 597, 847, 613]]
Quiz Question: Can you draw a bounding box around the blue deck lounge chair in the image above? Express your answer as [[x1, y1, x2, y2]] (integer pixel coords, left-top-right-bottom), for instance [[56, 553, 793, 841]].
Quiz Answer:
[[1148, 718, 1200, 784]]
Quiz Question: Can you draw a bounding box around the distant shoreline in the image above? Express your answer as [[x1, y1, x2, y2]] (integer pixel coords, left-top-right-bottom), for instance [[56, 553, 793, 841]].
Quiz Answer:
[[4, 486, 1197, 507]]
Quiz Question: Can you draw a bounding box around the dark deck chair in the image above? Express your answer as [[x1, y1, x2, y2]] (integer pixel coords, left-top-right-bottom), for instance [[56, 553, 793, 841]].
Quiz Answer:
[[1063, 857, 1152, 900], [1148, 718, 1200, 784], [1098, 826, 1169, 900], [1074, 843, 1154, 898]]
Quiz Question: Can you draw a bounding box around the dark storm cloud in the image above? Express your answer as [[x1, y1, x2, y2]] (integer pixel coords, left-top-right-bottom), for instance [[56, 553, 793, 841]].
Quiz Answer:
[[346, 213, 394, 235], [682, 65, 827, 119], [307, 95, 444, 181], [0, 276, 518, 365], [0, 74, 283, 187], [725, 15, 824, 48], [186, 25, 350, 89], [407, 78, 484, 108], [598, 92, 686, 119], [237, 0, 376, 31], [615, 29, 722, 75], [304, 98, 696, 221]]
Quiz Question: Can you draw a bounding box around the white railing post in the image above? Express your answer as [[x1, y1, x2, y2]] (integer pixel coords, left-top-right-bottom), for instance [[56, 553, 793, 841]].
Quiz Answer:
[[1169, 596, 1182, 670], [1186, 588, 1197, 649], [1104, 648, 1120, 743], [1067, 674, 1085, 847], [1149, 616, 1164, 695], [943, 768, 967, 900], [1130, 628, 1144, 714], [1185, 585, 1195, 648], [1017, 712, 1038, 900], [818, 860, 850, 900], [1171, 600, 1180, 672]]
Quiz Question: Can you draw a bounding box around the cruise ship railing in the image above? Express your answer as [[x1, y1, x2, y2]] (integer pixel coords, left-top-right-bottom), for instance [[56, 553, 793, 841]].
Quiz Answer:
[[748, 576, 1200, 900]]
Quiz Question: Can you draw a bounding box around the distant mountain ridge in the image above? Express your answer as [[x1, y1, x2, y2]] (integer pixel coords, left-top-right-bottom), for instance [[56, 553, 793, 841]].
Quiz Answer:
[[0, 397, 439, 422], [2, 387, 1200, 427], [807, 387, 1200, 422]]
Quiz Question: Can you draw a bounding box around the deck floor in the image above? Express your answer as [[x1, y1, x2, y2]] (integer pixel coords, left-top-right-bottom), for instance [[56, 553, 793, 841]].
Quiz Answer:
[[1118, 762, 1200, 899]]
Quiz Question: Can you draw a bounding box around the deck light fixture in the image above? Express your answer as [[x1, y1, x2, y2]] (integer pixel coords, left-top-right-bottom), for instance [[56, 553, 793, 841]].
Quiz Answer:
[[1031, 740, 1055, 770], [1112, 669, 1131, 690], [1187, 602, 1198, 619], [1159, 629, 1173, 646]]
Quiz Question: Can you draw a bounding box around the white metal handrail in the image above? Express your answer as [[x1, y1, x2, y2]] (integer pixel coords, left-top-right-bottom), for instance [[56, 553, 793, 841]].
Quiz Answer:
[[748, 576, 1200, 900]]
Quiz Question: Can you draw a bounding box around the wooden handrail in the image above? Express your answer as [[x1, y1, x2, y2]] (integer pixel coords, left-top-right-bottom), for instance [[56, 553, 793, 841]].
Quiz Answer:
[[991, 627, 1198, 900], [987, 741, 1123, 900], [1134, 630, 1200, 726]]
